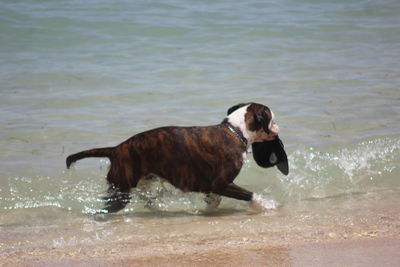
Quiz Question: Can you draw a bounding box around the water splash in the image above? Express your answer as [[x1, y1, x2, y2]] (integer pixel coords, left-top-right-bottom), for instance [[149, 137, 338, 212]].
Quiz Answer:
[[278, 136, 400, 200], [250, 193, 280, 213]]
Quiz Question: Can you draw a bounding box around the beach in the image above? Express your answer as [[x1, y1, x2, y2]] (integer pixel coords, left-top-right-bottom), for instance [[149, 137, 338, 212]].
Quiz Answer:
[[2, 227, 399, 266], [1, 0, 399, 266], [2, 188, 399, 266]]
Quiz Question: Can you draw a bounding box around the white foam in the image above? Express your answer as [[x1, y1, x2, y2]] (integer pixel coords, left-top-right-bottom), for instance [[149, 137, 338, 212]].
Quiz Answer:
[[250, 193, 279, 212]]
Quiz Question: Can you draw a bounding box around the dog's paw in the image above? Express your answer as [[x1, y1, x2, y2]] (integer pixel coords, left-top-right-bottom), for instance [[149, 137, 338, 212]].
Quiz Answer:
[[250, 193, 279, 212]]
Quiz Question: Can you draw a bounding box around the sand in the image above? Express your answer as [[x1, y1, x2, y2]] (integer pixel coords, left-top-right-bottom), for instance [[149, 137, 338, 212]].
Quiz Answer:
[[1, 231, 399, 267], [2, 190, 400, 266]]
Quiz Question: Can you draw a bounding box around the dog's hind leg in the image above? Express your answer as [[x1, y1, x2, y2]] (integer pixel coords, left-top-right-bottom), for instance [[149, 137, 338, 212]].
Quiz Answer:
[[204, 193, 222, 211], [101, 186, 131, 214], [100, 161, 140, 214]]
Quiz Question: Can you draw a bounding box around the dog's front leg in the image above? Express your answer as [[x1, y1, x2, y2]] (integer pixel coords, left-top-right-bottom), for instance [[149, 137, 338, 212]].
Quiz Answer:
[[211, 181, 253, 202], [211, 183, 277, 211]]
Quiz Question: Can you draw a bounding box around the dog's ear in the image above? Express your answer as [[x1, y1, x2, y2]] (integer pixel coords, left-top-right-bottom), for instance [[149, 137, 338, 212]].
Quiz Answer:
[[227, 103, 247, 115], [252, 137, 289, 175]]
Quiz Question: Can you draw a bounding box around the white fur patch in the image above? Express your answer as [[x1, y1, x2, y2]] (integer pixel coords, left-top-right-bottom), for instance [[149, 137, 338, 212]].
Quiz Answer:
[[268, 111, 275, 129], [227, 105, 255, 143], [268, 110, 280, 135], [242, 152, 247, 162]]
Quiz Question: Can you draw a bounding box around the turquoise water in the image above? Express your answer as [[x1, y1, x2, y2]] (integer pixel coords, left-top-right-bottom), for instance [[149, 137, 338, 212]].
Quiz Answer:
[[1, 0, 400, 251]]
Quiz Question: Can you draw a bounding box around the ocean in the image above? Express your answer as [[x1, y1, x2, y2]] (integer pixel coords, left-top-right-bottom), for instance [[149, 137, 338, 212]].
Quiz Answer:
[[1, 0, 399, 256]]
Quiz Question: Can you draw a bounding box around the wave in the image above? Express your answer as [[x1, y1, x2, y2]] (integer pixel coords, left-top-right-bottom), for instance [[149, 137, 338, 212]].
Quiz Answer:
[[273, 136, 400, 201]]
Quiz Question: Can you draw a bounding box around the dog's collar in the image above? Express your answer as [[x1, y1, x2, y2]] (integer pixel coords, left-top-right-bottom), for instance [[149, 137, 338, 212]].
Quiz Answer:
[[223, 122, 248, 148]]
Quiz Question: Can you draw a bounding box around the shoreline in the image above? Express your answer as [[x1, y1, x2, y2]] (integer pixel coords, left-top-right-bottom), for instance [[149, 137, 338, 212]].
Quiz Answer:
[[1, 189, 400, 266], [1, 233, 399, 266]]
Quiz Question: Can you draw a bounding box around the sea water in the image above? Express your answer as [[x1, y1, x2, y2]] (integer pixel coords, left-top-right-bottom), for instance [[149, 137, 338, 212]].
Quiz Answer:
[[1, 0, 399, 252]]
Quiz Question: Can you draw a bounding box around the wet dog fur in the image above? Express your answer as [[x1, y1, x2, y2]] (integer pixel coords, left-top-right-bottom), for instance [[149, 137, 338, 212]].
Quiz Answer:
[[66, 103, 288, 213]]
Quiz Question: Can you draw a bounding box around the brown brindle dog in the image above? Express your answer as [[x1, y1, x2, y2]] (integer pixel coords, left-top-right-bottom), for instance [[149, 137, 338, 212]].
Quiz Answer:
[[66, 102, 288, 213]]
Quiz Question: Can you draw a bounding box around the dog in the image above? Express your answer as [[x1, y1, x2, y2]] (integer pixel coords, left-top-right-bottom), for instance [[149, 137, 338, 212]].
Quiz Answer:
[[66, 102, 288, 213]]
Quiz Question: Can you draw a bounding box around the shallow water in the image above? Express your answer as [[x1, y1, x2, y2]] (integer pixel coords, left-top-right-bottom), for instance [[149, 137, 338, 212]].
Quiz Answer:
[[1, 0, 400, 252]]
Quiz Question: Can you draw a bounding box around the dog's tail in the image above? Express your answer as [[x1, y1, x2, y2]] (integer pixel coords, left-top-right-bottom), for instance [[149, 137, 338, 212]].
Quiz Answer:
[[66, 147, 114, 169]]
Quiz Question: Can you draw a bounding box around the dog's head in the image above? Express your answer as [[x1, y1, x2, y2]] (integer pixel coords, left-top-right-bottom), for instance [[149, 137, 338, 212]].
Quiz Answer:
[[227, 103, 279, 142], [227, 103, 289, 175]]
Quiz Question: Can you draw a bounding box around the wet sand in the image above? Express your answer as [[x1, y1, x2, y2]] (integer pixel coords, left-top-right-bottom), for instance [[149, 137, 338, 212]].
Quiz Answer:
[[1, 230, 399, 266], [1, 189, 400, 266]]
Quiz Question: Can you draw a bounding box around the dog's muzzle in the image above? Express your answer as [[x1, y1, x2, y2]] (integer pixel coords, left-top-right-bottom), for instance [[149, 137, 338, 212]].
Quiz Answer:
[[270, 123, 279, 137]]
